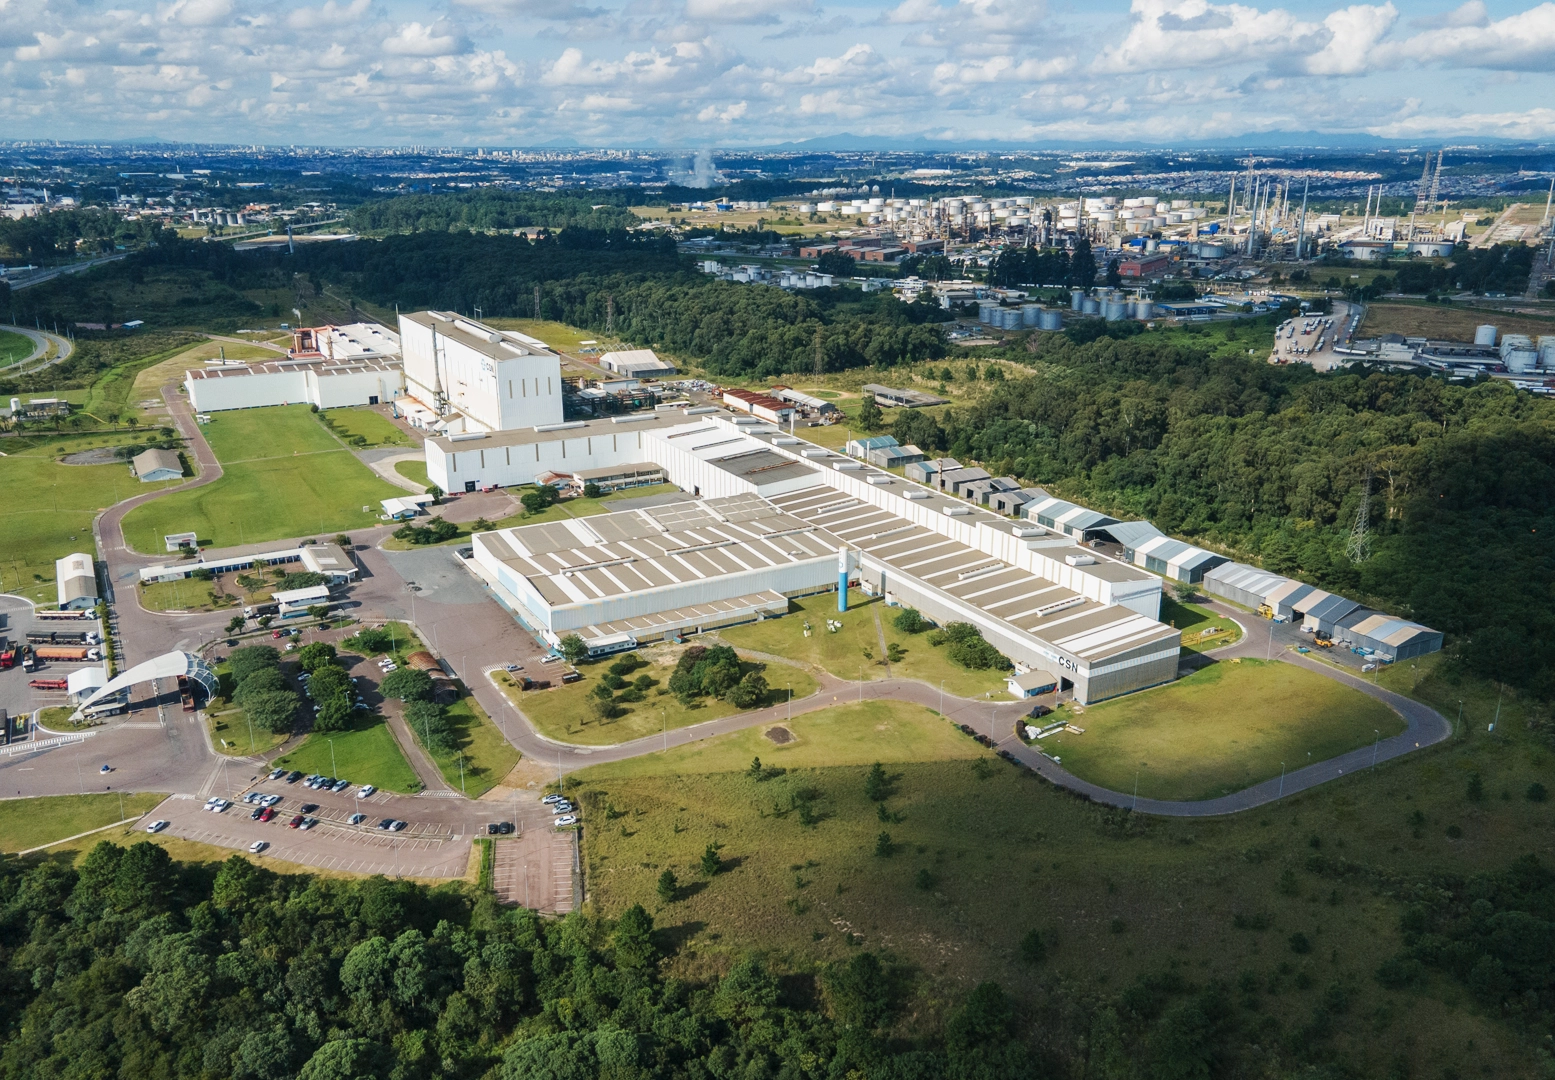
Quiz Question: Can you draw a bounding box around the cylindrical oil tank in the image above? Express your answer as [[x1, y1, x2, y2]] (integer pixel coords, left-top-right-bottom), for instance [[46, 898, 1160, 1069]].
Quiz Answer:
[[1133, 300, 1154, 320], [1474, 324, 1497, 346], [1081, 297, 1101, 315], [1022, 304, 1043, 327], [1071, 289, 1085, 310], [1039, 309, 1064, 330], [1102, 299, 1128, 320]]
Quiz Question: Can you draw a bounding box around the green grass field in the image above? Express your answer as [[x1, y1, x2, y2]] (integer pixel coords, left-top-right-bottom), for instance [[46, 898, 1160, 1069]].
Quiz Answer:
[[0, 328, 35, 367], [0, 433, 183, 603], [273, 714, 422, 793], [719, 592, 1011, 699], [575, 663, 1554, 1080], [319, 408, 414, 448], [120, 405, 402, 554], [0, 792, 168, 853], [1160, 596, 1241, 653], [206, 705, 290, 756], [1043, 659, 1404, 800], [500, 647, 820, 746], [394, 459, 430, 488], [419, 695, 520, 797]]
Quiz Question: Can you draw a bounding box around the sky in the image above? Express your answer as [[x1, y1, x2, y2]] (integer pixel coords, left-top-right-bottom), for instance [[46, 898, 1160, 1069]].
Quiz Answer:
[[1, 0, 1554, 147]]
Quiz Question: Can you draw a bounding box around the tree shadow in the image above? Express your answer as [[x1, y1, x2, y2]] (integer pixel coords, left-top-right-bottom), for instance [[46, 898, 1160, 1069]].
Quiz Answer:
[[653, 920, 706, 957]]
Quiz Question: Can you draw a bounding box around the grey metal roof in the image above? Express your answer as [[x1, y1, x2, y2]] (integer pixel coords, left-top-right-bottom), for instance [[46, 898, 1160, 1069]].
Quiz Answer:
[[1202, 561, 1290, 601], [1104, 520, 1165, 549]]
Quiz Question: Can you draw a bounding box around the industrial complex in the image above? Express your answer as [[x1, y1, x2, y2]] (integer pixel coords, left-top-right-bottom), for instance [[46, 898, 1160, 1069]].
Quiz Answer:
[[164, 310, 1443, 706]]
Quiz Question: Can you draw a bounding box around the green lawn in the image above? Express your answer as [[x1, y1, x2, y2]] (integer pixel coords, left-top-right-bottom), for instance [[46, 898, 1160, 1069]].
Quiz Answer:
[[414, 695, 520, 797], [394, 458, 430, 488], [501, 647, 820, 746], [1160, 597, 1241, 653], [0, 793, 168, 853], [207, 706, 290, 756], [0, 328, 35, 367], [1042, 658, 1404, 801], [720, 592, 1011, 699], [581, 699, 982, 781], [138, 577, 271, 613], [320, 408, 414, 448], [273, 714, 422, 793], [120, 405, 403, 554], [0, 433, 181, 603]]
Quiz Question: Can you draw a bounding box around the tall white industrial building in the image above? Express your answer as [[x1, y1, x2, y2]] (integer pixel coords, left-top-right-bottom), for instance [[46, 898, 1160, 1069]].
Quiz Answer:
[[398, 311, 563, 434]]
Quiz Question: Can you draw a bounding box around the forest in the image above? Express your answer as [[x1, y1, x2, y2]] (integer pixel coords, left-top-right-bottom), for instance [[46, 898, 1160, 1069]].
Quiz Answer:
[[0, 834, 1549, 1080], [890, 329, 1555, 698], [9, 230, 949, 376], [348, 192, 641, 236]]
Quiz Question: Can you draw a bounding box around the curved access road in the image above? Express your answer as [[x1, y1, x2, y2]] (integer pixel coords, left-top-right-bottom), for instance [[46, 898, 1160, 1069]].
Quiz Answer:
[[0, 324, 73, 372]]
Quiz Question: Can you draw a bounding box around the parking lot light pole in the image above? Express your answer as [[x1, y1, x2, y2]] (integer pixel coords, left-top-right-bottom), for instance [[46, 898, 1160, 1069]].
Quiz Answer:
[[1372, 729, 1380, 769], [328, 739, 336, 779]]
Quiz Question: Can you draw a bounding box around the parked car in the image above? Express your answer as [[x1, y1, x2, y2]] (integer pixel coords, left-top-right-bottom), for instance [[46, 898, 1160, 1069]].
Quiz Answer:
[[332, 779, 351, 792], [554, 815, 578, 827], [496, 821, 514, 835], [249, 841, 269, 854], [258, 807, 276, 822], [249, 808, 264, 820], [269, 768, 286, 780], [542, 793, 565, 805], [551, 801, 574, 815], [286, 771, 303, 784], [347, 813, 366, 825], [300, 817, 317, 830], [299, 803, 319, 814], [358, 785, 376, 799], [244, 791, 263, 804], [288, 815, 305, 829], [261, 794, 282, 807], [389, 820, 407, 832], [145, 820, 168, 833], [377, 818, 395, 830]]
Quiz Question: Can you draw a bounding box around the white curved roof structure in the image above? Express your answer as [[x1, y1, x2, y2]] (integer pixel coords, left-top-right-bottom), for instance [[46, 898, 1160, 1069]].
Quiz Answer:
[[74, 651, 217, 717]]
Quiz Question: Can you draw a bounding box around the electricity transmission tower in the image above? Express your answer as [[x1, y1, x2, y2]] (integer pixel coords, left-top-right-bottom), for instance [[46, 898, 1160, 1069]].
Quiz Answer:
[[1346, 466, 1374, 563]]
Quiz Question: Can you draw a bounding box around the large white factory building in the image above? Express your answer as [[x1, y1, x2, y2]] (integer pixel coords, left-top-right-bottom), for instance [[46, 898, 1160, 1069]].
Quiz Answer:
[[398, 311, 563, 435], [464, 412, 1180, 703]]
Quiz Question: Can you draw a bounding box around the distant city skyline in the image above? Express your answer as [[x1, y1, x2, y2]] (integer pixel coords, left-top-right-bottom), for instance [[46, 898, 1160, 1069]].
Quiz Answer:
[[2, 0, 1554, 146]]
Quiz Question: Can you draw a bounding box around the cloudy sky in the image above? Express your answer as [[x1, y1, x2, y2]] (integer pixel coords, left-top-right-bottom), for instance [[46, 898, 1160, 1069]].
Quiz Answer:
[[2, 0, 1554, 146]]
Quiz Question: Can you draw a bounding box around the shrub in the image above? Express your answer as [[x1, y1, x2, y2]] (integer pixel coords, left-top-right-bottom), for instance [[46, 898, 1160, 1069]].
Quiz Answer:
[[379, 667, 435, 702], [1019, 929, 1046, 964], [657, 868, 677, 903], [700, 844, 721, 877], [297, 642, 338, 673], [233, 666, 285, 706], [1288, 932, 1312, 955], [244, 690, 299, 734], [405, 699, 453, 752], [346, 627, 395, 654], [1527, 782, 1548, 803], [228, 645, 281, 685], [1375, 955, 1424, 988], [725, 671, 768, 709], [602, 673, 626, 691], [874, 832, 893, 857]]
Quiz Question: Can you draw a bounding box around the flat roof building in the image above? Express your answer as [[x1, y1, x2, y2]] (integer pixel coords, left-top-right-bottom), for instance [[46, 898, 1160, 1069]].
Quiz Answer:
[[399, 311, 562, 434], [862, 384, 950, 408], [185, 354, 403, 414], [599, 349, 677, 377], [132, 448, 183, 483], [138, 543, 358, 585], [55, 552, 97, 610], [290, 322, 400, 362]]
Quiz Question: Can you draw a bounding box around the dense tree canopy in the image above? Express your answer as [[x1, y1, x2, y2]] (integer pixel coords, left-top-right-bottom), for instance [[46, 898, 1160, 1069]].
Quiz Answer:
[[921, 332, 1555, 697]]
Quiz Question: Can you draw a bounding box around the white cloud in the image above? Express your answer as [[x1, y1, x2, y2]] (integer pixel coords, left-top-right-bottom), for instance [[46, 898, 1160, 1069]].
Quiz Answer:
[[1387, 1, 1555, 70], [1303, 3, 1397, 75], [285, 0, 372, 31], [383, 20, 470, 57], [684, 0, 808, 24], [697, 99, 747, 120]]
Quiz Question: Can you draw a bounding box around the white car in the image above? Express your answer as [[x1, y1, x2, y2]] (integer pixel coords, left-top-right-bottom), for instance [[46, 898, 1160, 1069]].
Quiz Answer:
[[551, 801, 575, 815], [249, 840, 268, 854], [541, 793, 565, 805], [145, 820, 168, 833], [205, 798, 231, 813], [357, 785, 376, 799], [554, 815, 578, 827]]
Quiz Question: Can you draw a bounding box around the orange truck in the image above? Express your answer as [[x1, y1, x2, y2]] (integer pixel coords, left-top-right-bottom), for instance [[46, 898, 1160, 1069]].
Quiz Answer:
[[31, 646, 100, 662]]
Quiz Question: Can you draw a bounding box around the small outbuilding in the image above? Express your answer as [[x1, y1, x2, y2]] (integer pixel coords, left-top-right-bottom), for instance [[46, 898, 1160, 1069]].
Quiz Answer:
[[55, 553, 98, 610], [132, 448, 183, 483], [1006, 669, 1059, 698]]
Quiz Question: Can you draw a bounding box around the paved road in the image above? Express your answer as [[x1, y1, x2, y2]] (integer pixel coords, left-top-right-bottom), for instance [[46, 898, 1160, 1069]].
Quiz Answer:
[[0, 324, 74, 373], [4, 254, 127, 291]]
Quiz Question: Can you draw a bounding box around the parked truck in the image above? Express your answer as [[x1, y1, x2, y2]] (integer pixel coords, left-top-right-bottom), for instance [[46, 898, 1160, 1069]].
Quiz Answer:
[[28, 678, 68, 690], [0, 645, 16, 670], [26, 630, 99, 646], [243, 602, 280, 619], [35, 609, 93, 621], [31, 646, 100, 662]]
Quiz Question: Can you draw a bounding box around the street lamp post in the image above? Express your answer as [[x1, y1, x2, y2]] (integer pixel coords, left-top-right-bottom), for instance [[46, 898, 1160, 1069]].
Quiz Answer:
[[328, 738, 337, 779], [1278, 762, 1286, 797], [1372, 729, 1380, 769]]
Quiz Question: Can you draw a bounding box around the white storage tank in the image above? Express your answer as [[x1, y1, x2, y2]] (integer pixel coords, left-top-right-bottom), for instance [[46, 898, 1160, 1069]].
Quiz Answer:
[[1539, 336, 1555, 368], [1133, 300, 1154, 320], [1474, 324, 1497, 346], [1071, 289, 1085, 310], [1102, 299, 1129, 321]]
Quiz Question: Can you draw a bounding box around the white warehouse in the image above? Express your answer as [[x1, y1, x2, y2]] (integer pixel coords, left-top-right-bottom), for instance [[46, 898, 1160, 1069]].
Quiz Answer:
[[399, 311, 563, 434], [425, 411, 691, 494]]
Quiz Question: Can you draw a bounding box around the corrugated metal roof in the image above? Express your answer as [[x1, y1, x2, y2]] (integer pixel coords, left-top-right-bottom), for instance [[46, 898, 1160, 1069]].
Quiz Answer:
[[1104, 520, 1165, 549], [1202, 562, 1291, 600]]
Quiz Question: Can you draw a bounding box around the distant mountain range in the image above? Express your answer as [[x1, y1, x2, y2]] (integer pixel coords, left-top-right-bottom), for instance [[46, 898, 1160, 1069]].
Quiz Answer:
[[751, 131, 1537, 152]]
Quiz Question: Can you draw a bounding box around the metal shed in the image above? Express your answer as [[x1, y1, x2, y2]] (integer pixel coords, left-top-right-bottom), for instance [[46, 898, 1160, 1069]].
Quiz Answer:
[[1342, 614, 1443, 661], [1201, 562, 1291, 610], [1294, 591, 1363, 635], [1264, 580, 1317, 620], [1024, 496, 1119, 540]]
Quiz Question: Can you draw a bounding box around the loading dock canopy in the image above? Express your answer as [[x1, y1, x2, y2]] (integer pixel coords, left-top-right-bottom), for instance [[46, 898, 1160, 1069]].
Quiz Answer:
[[74, 651, 217, 717]]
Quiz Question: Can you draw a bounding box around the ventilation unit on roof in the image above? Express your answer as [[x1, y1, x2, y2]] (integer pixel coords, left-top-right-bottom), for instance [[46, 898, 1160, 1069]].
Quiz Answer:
[[905, 490, 930, 500]]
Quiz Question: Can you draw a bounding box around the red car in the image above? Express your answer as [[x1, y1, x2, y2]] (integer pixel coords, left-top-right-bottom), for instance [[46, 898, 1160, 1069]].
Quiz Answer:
[[287, 815, 305, 829], [258, 807, 276, 822]]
